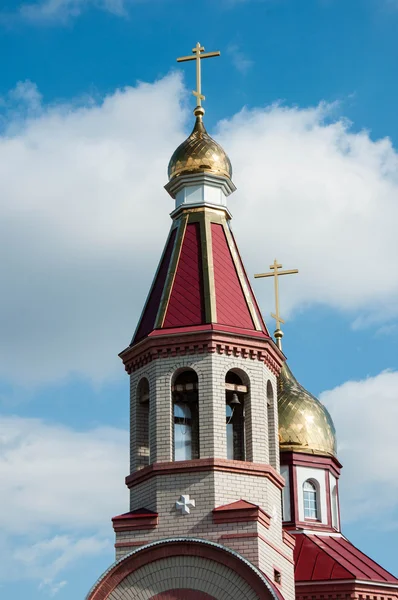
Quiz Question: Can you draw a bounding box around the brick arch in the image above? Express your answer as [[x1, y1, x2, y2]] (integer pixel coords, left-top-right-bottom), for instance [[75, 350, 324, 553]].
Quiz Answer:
[[87, 539, 280, 600], [151, 591, 215, 600]]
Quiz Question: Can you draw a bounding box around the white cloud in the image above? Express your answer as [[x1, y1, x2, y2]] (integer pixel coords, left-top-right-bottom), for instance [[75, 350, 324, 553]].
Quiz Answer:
[[0, 415, 128, 532], [17, 0, 128, 22], [321, 370, 398, 523], [0, 75, 397, 386], [0, 414, 127, 590], [227, 44, 253, 74]]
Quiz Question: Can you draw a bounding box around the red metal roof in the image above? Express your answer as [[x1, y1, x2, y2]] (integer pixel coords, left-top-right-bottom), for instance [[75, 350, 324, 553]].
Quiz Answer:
[[211, 223, 254, 330], [131, 212, 270, 347], [134, 228, 176, 343], [163, 222, 205, 328], [294, 533, 398, 584]]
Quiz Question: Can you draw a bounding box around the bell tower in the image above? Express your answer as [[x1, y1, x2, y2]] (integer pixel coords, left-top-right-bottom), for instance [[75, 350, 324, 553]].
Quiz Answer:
[[87, 43, 296, 600]]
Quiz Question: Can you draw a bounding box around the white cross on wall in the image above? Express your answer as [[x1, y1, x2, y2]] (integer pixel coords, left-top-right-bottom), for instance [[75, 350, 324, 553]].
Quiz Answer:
[[175, 494, 195, 515]]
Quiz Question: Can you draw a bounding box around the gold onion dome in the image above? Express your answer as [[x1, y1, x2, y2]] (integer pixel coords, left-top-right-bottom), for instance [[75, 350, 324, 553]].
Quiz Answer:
[[168, 111, 232, 180], [278, 362, 337, 457]]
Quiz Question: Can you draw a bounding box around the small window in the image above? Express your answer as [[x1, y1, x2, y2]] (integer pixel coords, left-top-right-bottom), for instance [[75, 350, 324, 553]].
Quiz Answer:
[[274, 569, 282, 584], [303, 480, 318, 519]]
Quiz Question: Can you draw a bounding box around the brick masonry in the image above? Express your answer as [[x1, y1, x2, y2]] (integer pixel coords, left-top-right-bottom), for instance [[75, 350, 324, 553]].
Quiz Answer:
[[114, 349, 296, 600]]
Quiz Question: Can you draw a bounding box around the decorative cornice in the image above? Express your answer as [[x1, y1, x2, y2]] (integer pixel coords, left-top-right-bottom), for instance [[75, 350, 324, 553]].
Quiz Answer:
[[119, 327, 284, 376], [125, 458, 285, 491], [282, 530, 296, 550], [112, 510, 158, 532], [213, 500, 271, 529], [280, 451, 342, 477], [165, 171, 236, 200]]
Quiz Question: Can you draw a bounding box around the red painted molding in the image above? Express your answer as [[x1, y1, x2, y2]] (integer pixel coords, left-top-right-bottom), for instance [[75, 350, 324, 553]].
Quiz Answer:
[[282, 530, 296, 550], [126, 459, 285, 491], [87, 540, 280, 600], [112, 510, 158, 532], [119, 327, 284, 376], [283, 521, 338, 533], [280, 451, 342, 476], [213, 499, 271, 529], [114, 541, 147, 549]]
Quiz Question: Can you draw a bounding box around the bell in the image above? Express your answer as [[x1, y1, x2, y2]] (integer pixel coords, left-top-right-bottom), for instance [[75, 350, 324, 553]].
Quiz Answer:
[[229, 392, 241, 406]]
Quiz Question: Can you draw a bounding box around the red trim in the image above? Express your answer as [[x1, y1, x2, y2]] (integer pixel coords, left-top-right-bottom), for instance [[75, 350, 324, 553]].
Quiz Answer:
[[282, 530, 296, 551], [112, 509, 158, 532], [115, 541, 147, 548], [126, 459, 285, 491], [213, 499, 271, 529], [87, 540, 281, 600], [280, 451, 342, 475], [119, 328, 283, 376]]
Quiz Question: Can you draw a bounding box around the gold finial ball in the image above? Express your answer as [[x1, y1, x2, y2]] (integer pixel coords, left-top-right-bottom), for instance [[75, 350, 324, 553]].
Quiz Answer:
[[193, 106, 205, 117], [168, 113, 232, 181], [274, 329, 284, 339]]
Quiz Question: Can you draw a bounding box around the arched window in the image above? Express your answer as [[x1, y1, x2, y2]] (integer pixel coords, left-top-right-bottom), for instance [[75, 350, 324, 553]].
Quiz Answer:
[[225, 371, 246, 461], [136, 377, 150, 469], [172, 369, 199, 461], [303, 480, 318, 519]]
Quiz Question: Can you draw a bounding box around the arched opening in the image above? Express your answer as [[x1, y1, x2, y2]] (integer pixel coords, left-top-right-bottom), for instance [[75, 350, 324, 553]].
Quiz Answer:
[[266, 380, 277, 468], [136, 377, 150, 469], [225, 370, 247, 461], [172, 369, 199, 461], [303, 479, 319, 520], [331, 484, 339, 529]]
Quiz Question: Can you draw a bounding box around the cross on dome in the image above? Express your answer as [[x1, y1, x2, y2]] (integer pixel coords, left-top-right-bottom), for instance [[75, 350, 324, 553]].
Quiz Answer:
[[177, 42, 220, 115], [255, 259, 299, 350]]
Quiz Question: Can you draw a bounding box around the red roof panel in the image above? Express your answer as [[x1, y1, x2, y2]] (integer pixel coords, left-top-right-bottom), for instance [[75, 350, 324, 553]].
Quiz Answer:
[[133, 228, 176, 343], [294, 533, 398, 584], [212, 223, 254, 330], [163, 222, 205, 328]]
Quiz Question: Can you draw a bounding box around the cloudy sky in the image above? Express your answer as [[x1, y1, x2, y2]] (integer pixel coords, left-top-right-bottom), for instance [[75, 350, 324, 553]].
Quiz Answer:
[[1, 0, 398, 597]]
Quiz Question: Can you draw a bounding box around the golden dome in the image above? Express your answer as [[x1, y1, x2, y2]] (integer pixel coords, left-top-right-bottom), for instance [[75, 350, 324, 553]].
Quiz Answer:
[[168, 113, 232, 180], [278, 362, 337, 457]]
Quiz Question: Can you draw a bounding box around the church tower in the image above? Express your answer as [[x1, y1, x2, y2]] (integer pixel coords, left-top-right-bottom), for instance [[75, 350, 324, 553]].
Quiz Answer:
[[86, 44, 398, 600], [86, 44, 296, 600]]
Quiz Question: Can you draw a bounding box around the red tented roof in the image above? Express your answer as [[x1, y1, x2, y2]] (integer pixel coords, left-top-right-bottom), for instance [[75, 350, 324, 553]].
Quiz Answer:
[[294, 533, 398, 584], [211, 223, 255, 330], [134, 228, 176, 343], [131, 211, 270, 346], [163, 222, 205, 328]]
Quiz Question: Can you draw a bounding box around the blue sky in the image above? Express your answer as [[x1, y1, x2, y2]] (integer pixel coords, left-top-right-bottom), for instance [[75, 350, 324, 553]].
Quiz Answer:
[[1, 0, 398, 598]]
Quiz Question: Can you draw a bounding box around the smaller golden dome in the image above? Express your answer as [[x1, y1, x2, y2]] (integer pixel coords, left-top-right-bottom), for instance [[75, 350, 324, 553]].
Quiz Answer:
[[168, 113, 232, 181], [278, 363, 337, 457]]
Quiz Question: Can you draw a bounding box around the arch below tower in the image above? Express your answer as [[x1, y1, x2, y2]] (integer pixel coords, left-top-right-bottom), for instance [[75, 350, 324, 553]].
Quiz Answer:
[[86, 538, 284, 600]]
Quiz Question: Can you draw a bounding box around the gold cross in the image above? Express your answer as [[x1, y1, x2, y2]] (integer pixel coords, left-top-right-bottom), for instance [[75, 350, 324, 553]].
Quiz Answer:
[[177, 42, 220, 109], [254, 259, 298, 348]]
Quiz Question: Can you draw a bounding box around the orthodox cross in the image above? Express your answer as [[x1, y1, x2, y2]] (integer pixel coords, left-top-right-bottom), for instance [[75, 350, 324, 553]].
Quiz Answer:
[[177, 42, 220, 109], [254, 259, 298, 350], [176, 494, 196, 515]]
